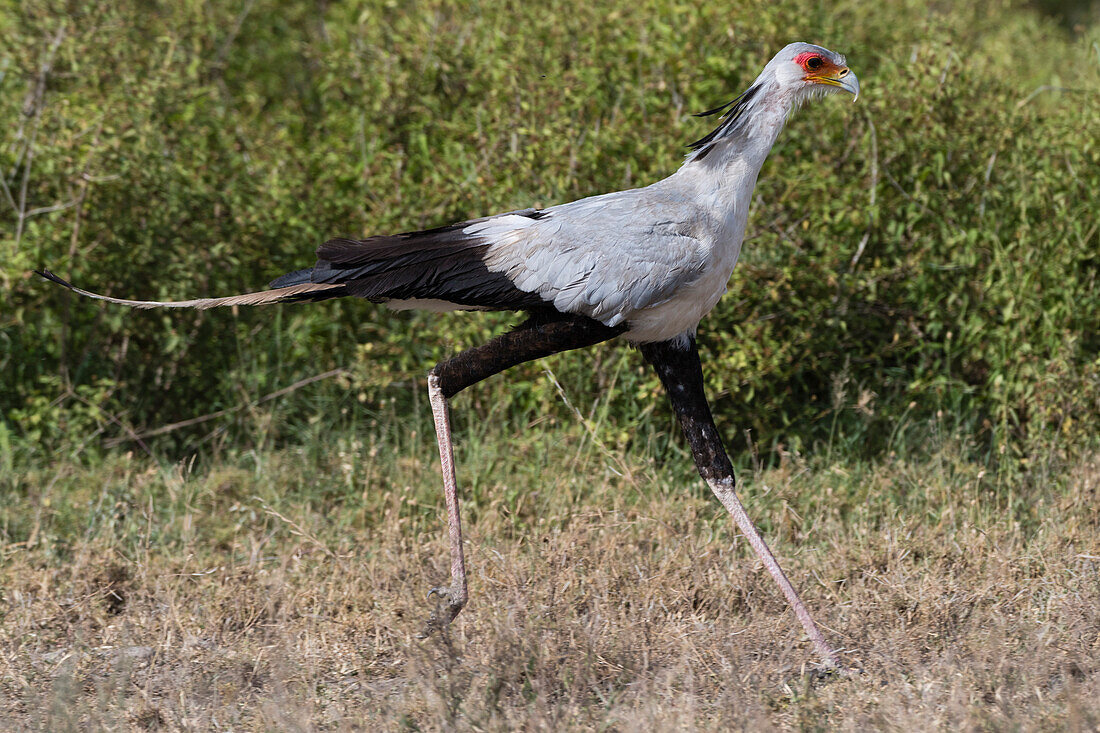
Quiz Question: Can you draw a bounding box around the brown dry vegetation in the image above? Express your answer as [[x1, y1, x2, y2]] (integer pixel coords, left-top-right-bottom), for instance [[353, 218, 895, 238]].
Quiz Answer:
[[4, 2, 1100, 729], [2, 435, 1098, 730]]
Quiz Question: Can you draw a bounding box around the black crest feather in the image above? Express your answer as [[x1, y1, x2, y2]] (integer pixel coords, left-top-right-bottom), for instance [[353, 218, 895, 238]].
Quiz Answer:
[[687, 84, 761, 151]]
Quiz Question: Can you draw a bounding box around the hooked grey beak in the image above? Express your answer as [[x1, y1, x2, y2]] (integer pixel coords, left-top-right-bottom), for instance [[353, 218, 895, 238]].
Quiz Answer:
[[839, 69, 860, 101]]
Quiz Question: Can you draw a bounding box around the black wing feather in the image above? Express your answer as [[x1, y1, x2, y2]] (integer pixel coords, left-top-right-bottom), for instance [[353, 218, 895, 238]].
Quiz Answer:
[[274, 211, 552, 310]]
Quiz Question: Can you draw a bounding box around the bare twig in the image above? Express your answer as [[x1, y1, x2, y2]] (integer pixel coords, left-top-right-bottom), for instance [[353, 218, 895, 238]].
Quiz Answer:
[[66, 387, 153, 458], [1015, 84, 1091, 109], [0, 166, 15, 213], [103, 367, 349, 446], [543, 366, 637, 485], [214, 0, 257, 71], [24, 199, 77, 218], [849, 115, 878, 271], [259, 500, 351, 559], [13, 26, 66, 248]]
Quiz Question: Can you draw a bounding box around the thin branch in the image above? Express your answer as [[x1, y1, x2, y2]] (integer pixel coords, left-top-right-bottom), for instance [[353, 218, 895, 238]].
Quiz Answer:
[[259, 500, 352, 560], [978, 150, 997, 219], [24, 199, 77, 218], [543, 365, 638, 486], [0, 168, 16, 212], [66, 388, 154, 458], [849, 115, 878, 271], [103, 367, 349, 446], [213, 0, 257, 71], [1016, 84, 1092, 109], [848, 231, 871, 273], [13, 26, 66, 246]]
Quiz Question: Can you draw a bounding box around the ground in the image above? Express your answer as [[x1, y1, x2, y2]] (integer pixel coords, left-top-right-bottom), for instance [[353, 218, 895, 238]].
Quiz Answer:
[[2, 435, 1097, 730]]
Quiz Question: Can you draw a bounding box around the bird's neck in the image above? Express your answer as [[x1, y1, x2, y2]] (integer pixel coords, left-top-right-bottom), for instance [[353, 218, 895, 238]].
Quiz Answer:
[[668, 88, 792, 216]]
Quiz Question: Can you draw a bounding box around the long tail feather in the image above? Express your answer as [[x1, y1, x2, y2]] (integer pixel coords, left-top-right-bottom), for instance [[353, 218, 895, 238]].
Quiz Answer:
[[35, 270, 346, 309]]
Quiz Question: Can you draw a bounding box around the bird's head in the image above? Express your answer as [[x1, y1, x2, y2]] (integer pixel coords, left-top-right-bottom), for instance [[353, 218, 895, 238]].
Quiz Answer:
[[767, 42, 859, 102], [686, 42, 858, 157]]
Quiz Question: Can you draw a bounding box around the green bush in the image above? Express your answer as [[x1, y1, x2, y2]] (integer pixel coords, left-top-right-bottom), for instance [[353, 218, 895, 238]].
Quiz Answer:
[[2, 0, 1098, 461]]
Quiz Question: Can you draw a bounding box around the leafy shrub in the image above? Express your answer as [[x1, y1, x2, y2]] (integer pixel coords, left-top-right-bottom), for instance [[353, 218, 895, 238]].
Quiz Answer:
[[2, 0, 1098, 462]]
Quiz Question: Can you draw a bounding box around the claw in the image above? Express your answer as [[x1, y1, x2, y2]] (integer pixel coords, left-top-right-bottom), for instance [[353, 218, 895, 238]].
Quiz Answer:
[[427, 586, 455, 603], [419, 584, 464, 639]]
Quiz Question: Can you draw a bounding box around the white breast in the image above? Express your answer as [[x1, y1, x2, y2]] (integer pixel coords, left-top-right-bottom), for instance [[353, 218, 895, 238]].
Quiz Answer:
[[620, 162, 755, 343], [621, 241, 742, 343]]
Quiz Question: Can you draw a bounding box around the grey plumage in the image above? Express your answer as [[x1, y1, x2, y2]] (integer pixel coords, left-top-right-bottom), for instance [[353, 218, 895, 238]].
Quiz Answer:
[[36, 42, 861, 670], [38, 43, 858, 346]]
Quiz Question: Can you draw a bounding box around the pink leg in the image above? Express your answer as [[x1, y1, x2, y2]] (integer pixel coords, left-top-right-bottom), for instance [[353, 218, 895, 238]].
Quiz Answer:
[[416, 316, 622, 635], [424, 373, 468, 629], [707, 477, 840, 668], [640, 337, 843, 669]]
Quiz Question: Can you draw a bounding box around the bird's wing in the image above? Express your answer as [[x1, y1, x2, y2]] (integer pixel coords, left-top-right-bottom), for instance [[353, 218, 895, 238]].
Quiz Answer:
[[40, 193, 711, 322], [476, 189, 712, 327], [301, 194, 711, 324], [306, 208, 551, 310]]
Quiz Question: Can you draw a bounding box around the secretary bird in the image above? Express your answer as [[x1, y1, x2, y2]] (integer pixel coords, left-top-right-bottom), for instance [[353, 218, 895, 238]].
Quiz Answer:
[[39, 42, 860, 668]]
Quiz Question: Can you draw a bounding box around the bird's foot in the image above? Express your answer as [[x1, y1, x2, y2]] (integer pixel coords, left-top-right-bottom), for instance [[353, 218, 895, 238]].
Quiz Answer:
[[417, 584, 466, 639], [811, 663, 860, 681], [782, 659, 862, 687], [813, 649, 864, 680]]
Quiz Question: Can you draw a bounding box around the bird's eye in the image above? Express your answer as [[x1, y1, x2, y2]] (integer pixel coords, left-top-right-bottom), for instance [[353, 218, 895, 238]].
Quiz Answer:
[[806, 56, 824, 70]]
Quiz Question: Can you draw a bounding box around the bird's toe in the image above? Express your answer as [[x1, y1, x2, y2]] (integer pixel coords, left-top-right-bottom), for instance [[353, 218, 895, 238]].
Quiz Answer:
[[418, 584, 467, 639]]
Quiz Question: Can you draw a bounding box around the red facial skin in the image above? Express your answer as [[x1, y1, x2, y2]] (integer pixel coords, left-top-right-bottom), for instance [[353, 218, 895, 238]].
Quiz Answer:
[[793, 51, 844, 78]]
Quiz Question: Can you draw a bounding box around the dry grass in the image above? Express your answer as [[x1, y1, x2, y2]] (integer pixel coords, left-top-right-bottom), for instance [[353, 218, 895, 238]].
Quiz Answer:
[[1, 438, 1098, 730]]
